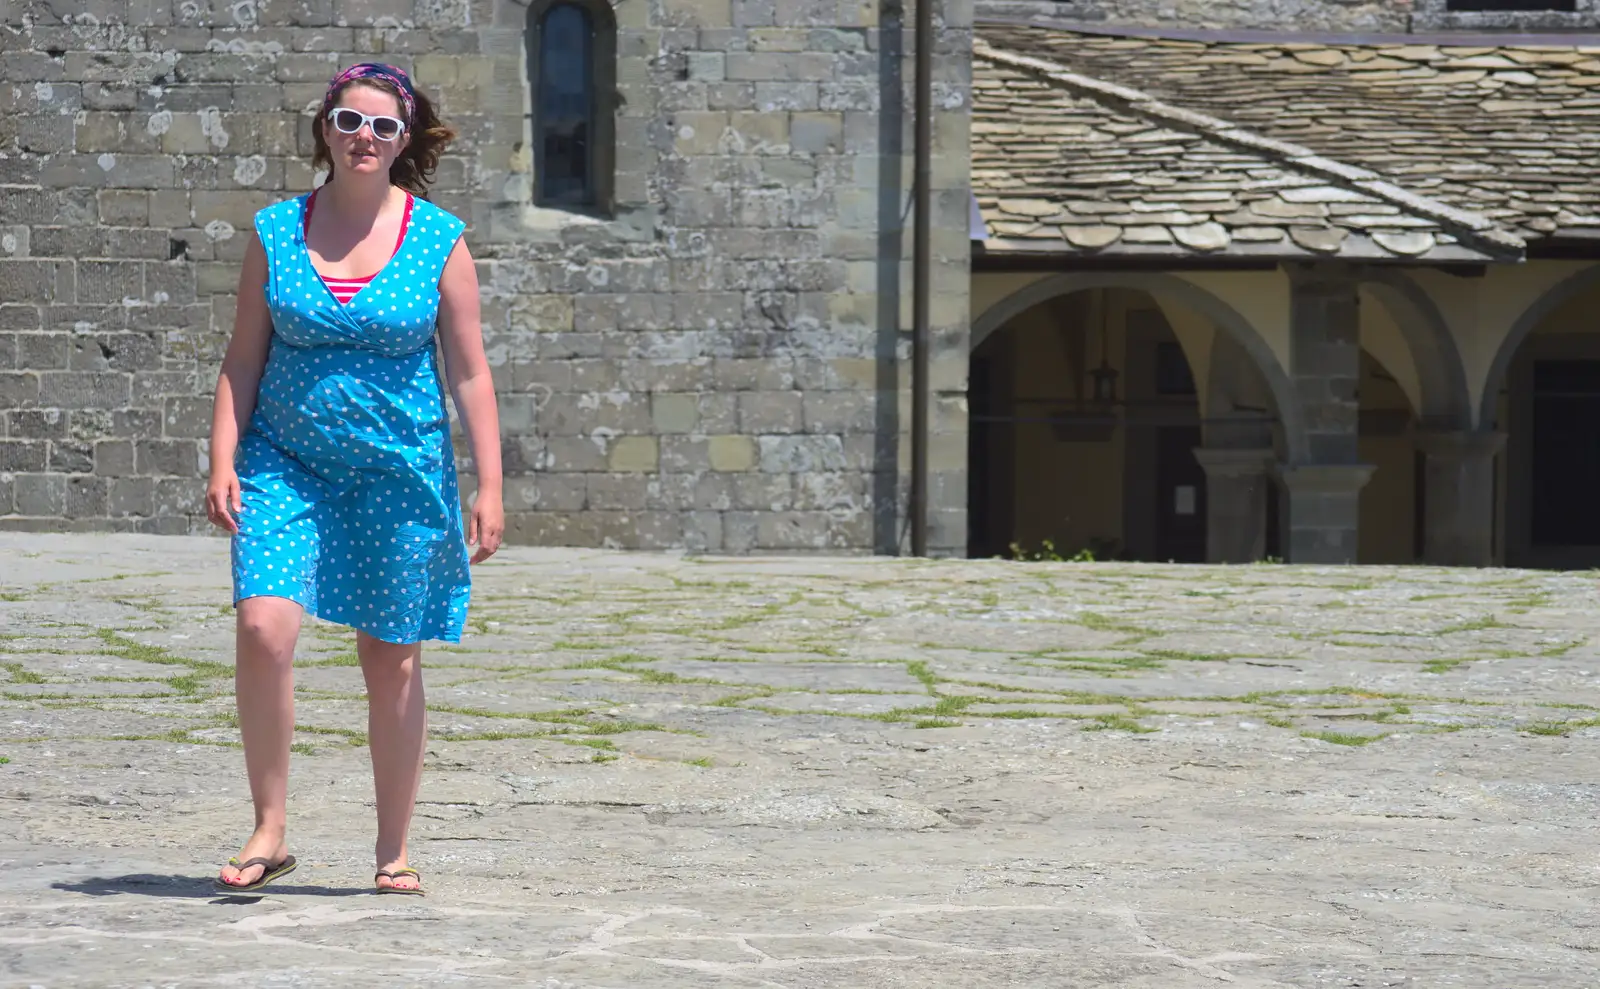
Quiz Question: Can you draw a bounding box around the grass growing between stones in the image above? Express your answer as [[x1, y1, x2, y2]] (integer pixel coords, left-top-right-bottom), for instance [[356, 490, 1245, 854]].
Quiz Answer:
[[95, 629, 232, 684], [1301, 730, 1387, 746], [906, 661, 938, 693], [2, 664, 46, 685], [1523, 716, 1600, 736], [1436, 616, 1510, 635], [423, 701, 668, 744], [560, 738, 618, 755], [103, 724, 241, 748], [1141, 649, 1231, 664], [296, 724, 369, 747], [1083, 714, 1156, 734], [986, 709, 1068, 720], [300, 651, 360, 668]]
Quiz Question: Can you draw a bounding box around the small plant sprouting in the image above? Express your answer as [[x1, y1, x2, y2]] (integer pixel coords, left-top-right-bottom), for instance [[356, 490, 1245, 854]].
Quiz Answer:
[[1009, 539, 1096, 563]]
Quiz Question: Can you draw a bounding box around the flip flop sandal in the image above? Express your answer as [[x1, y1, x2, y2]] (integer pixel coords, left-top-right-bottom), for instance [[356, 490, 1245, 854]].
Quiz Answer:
[[374, 867, 425, 896], [214, 854, 297, 893]]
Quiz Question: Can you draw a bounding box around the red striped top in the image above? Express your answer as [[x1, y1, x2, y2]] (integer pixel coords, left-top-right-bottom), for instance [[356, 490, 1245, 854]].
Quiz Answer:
[[304, 188, 413, 305]]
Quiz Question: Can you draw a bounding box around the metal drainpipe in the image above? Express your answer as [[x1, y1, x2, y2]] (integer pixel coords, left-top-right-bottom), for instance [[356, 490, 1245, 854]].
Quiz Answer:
[[910, 0, 932, 556]]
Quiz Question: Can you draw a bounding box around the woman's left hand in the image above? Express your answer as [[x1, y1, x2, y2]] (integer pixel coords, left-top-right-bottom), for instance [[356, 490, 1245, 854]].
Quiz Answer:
[[467, 488, 504, 564]]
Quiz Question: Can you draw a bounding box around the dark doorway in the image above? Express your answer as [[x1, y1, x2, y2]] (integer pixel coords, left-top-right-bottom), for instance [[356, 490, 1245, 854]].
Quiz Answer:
[[967, 336, 1017, 559], [1531, 360, 1600, 547], [968, 352, 998, 557], [1413, 449, 1427, 560], [1154, 425, 1206, 563]]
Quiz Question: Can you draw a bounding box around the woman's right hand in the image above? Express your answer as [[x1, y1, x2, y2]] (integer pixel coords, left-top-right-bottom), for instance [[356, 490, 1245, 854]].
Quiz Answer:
[[206, 469, 243, 534]]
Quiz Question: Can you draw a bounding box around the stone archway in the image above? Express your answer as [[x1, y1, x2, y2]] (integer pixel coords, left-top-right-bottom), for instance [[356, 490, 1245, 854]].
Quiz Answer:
[[970, 272, 1308, 463], [1479, 264, 1600, 429], [1480, 263, 1600, 568], [1360, 268, 1474, 431]]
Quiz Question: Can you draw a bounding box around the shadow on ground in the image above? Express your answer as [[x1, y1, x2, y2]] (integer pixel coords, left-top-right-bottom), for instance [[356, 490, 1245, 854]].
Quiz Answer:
[[51, 874, 370, 900]]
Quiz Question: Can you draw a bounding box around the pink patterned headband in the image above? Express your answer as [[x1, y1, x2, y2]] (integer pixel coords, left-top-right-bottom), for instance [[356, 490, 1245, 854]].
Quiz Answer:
[[322, 62, 416, 125]]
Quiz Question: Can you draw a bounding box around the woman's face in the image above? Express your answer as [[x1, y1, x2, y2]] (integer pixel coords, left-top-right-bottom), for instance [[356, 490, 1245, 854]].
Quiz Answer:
[[323, 83, 410, 178]]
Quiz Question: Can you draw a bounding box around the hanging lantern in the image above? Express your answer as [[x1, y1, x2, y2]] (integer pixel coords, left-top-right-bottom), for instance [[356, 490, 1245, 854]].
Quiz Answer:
[[1090, 360, 1119, 405]]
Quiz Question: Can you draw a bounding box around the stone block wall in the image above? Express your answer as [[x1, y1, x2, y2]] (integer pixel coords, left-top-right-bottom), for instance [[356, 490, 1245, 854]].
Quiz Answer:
[[0, 0, 973, 555]]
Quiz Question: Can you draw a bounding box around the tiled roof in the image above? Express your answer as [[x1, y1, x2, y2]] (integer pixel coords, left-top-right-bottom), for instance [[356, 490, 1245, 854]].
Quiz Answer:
[[973, 21, 1600, 261]]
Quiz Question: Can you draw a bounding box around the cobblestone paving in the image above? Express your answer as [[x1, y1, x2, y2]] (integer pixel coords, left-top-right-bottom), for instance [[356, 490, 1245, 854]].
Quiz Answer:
[[3, 534, 1600, 987]]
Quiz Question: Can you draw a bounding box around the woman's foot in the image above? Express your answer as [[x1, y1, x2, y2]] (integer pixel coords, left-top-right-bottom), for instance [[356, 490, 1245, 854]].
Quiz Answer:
[[374, 858, 423, 894], [217, 829, 290, 889]]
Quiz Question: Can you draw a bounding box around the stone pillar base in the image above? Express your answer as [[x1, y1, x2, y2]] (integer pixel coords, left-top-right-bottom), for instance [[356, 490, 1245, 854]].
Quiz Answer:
[[1417, 430, 1504, 568], [1194, 447, 1275, 564], [1278, 464, 1375, 565]]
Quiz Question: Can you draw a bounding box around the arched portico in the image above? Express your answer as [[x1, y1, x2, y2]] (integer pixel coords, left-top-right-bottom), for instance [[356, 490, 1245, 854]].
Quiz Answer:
[[1479, 264, 1600, 430], [1478, 263, 1600, 568], [971, 267, 1470, 566], [969, 272, 1310, 564], [1360, 268, 1474, 431], [971, 272, 1309, 463]]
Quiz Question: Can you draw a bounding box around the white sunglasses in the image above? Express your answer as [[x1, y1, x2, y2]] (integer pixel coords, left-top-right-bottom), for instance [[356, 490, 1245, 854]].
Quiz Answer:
[[328, 107, 406, 141]]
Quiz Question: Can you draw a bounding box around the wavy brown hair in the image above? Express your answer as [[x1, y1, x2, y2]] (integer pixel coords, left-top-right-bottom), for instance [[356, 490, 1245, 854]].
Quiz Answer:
[[312, 77, 455, 197]]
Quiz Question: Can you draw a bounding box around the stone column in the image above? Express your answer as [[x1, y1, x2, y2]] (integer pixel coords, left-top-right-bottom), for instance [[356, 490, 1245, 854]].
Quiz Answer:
[[1289, 264, 1362, 465], [1278, 464, 1375, 564], [1194, 447, 1275, 563], [1416, 430, 1505, 567], [1282, 264, 1367, 563]]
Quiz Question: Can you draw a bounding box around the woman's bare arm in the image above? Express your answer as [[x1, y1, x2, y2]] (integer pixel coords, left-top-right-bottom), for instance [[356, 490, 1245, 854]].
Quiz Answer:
[[206, 235, 273, 532], [436, 236, 504, 562]]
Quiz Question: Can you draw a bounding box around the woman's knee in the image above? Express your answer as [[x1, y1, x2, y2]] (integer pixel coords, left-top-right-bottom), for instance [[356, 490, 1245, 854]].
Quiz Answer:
[[236, 598, 301, 663], [358, 636, 422, 689]]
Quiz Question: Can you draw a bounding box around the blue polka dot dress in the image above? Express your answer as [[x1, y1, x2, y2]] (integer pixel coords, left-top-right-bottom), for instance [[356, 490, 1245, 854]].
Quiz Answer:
[[230, 192, 472, 644]]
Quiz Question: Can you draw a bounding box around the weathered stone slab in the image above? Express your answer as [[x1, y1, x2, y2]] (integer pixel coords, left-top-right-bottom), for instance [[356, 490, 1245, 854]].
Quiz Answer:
[[3, 535, 1600, 986]]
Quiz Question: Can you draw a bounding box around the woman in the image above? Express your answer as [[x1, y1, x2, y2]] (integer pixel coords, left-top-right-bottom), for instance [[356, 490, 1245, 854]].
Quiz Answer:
[[204, 63, 503, 896]]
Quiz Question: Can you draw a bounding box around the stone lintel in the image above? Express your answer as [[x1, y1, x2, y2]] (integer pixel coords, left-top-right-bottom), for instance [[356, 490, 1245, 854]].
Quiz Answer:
[[1414, 429, 1506, 462], [1277, 463, 1375, 495], [1193, 447, 1275, 478], [1285, 259, 1361, 292]]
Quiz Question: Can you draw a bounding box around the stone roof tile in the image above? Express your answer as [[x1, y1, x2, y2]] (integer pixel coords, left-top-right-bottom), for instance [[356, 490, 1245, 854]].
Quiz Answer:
[[976, 22, 1600, 257], [972, 40, 1524, 261]]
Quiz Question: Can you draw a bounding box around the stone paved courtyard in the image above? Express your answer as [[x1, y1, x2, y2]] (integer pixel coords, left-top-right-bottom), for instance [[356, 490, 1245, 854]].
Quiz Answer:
[[3, 533, 1600, 986]]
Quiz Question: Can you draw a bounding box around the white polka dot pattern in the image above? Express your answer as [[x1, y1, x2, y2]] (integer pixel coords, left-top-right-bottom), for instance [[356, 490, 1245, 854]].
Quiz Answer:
[[230, 193, 472, 645]]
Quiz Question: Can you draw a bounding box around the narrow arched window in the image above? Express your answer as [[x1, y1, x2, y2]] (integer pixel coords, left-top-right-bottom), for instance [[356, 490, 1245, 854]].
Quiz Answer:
[[527, 0, 615, 212]]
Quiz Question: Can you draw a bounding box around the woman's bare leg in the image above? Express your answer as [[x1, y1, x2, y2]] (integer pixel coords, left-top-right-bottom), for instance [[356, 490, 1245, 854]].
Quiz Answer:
[[358, 631, 427, 891], [218, 596, 302, 887]]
